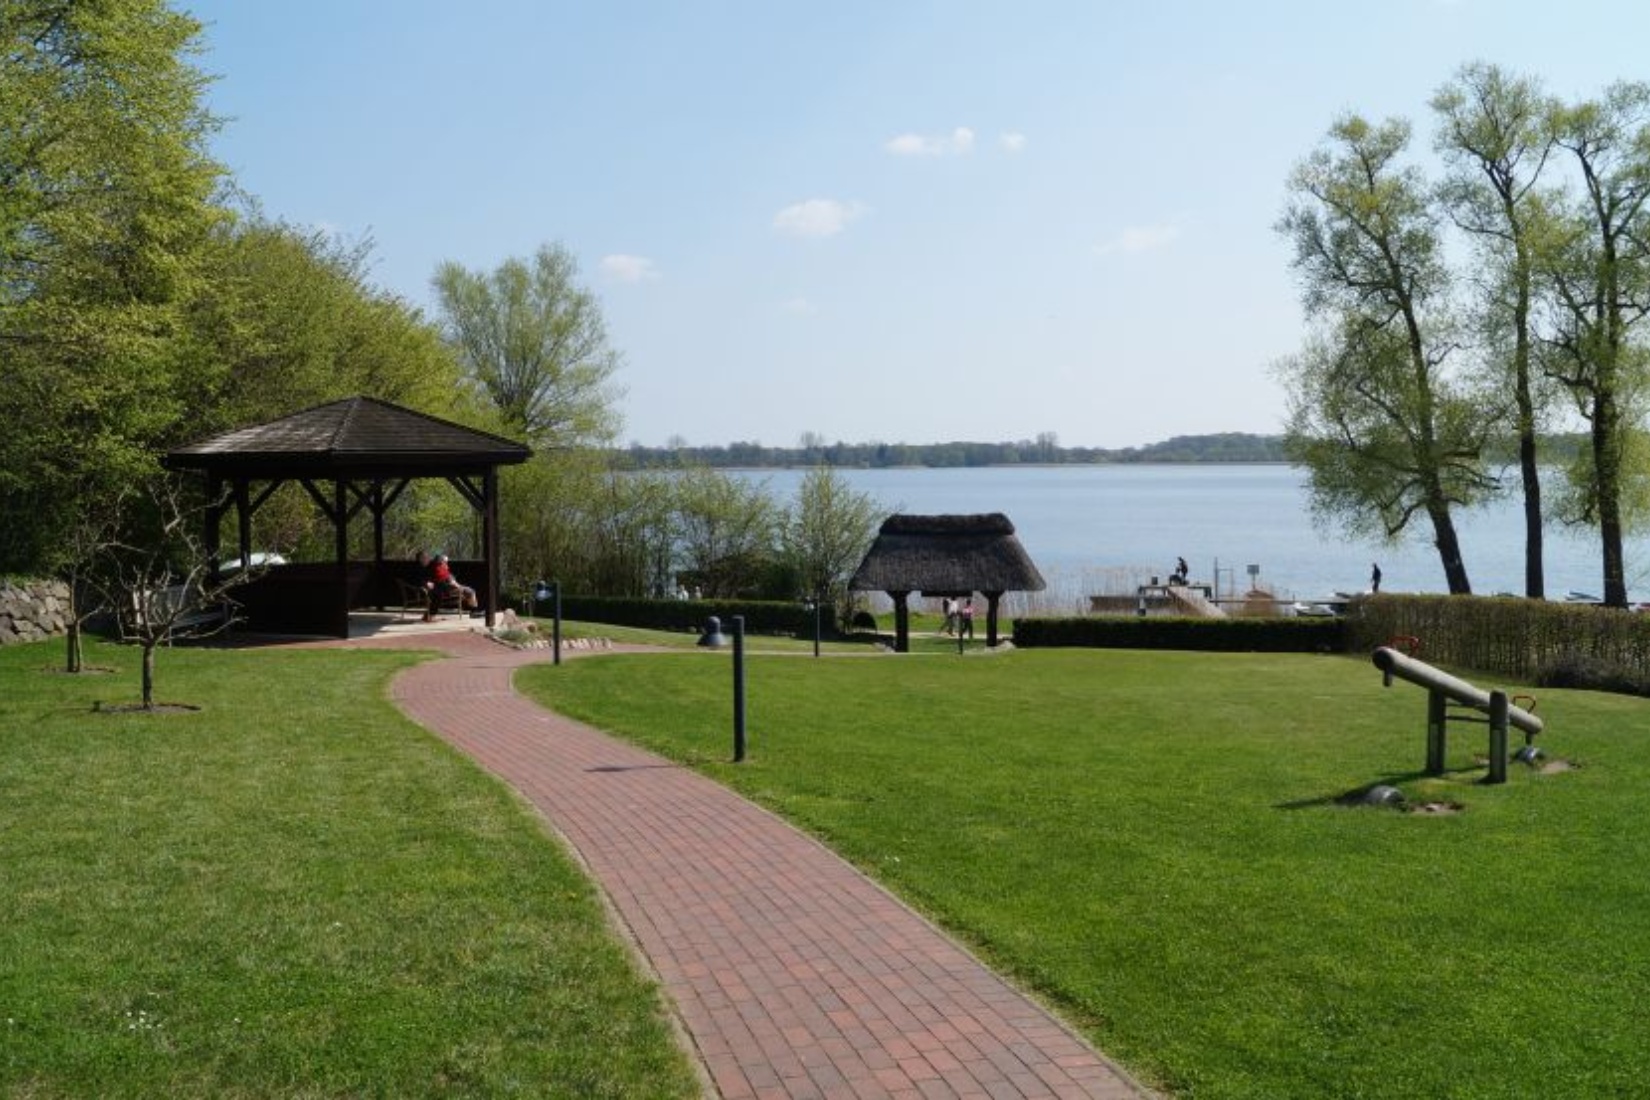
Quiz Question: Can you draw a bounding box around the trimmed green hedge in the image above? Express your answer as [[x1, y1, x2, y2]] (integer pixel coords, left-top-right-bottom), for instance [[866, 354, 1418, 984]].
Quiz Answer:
[[1012, 615, 1344, 652], [543, 595, 817, 636], [1349, 593, 1650, 681]]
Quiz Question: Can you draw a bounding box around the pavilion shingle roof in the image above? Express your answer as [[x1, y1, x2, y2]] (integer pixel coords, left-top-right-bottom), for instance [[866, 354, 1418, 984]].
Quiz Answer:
[[165, 396, 531, 474], [849, 513, 1046, 595]]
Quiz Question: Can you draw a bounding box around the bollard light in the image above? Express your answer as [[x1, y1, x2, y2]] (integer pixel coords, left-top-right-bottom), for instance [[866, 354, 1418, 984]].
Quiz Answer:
[[698, 615, 727, 648]]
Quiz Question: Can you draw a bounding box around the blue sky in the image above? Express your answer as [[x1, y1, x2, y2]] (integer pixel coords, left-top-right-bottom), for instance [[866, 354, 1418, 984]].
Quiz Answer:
[[184, 1, 1650, 448]]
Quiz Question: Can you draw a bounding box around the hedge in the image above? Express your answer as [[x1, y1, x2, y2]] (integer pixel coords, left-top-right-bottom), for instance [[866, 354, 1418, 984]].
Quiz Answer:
[[540, 594, 817, 637], [1348, 593, 1650, 681], [1012, 615, 1344, 653]]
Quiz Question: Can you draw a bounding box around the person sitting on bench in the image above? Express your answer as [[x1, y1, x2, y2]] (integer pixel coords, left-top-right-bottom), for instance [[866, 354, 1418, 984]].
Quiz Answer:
[[417, 550, 477, 620]]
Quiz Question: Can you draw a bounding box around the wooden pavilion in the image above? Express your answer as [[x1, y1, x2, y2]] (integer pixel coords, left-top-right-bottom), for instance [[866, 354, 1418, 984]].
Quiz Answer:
[[164, 396, 531, 637], [849, 513, 1046, 652]]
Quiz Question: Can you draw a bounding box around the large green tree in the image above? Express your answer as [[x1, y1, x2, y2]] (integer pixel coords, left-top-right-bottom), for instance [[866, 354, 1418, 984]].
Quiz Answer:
[[0, 0, 223, 573], [1432, 63, 1557, 599], [431, 243, 622, 449], [1278, 115, 1493, 594], [1537, 82, 1650, 609], [179, 216, 465, 432]]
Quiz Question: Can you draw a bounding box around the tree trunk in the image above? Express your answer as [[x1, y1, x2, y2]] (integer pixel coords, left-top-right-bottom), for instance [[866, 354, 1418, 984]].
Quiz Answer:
[[141, 644, 157, 709], [1593, 400, 1629, 608], [1518, 429, 1544, 600], [1427, 500, 1473, 595], [65, 621, 83, 674], [1512, 284, 1544, 599]]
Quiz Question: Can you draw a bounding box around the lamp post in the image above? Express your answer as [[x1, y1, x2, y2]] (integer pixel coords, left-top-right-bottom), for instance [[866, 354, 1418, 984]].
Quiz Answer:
[[802, 592, 822, 658], [731, 615, 746, 762], [534, 579, 561, 665]]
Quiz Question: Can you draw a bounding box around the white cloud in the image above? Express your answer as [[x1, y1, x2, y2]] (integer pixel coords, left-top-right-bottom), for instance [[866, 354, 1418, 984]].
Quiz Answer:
[[884, 126, 976, 157], [600, 254, 660, 283], [1095, 222, 1183, 256], [772, 199, 867, 238], [999, 131, 1028, 153], [781, 296, 818, 315]]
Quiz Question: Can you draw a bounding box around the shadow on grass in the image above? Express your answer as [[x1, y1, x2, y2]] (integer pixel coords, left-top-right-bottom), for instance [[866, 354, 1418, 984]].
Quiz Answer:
[[1274, 767, 1483, 810]]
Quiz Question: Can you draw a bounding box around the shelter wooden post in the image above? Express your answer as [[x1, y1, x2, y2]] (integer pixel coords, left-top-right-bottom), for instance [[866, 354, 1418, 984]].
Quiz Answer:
[[371, 480, 386, 608], [204, 471, 223, 574], [483, 467, 500, 628], [234, 478, 253, 572], [333, 479, 349, 638], [892, 591, 911, 653], [985, 591, 1003, 647]]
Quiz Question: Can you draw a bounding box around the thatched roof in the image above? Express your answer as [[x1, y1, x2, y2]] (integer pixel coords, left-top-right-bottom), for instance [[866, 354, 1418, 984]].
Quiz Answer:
[[849, 513, 1046, 594]]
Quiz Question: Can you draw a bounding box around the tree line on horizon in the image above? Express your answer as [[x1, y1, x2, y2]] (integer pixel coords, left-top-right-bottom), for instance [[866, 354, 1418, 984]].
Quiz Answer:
[[1280, 62, 1650, 608], [618, 431, 1289, 469]]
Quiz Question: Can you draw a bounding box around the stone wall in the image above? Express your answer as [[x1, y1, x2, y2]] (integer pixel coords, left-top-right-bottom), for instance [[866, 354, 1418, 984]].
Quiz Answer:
[[0, 578, 71, 645]]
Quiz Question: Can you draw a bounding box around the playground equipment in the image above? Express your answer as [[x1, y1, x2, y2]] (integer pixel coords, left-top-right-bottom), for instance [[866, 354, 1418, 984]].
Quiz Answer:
[[1371, 646, 1544, 785]]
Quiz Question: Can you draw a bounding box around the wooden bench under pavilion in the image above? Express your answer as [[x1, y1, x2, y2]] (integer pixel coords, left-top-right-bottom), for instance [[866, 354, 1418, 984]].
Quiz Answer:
[[849, 513, 1046, 652], [164, 395, 531, 638]]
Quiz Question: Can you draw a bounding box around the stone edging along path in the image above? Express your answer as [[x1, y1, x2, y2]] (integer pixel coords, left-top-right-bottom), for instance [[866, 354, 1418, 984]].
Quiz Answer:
[[367, 632, 1152, 1099]]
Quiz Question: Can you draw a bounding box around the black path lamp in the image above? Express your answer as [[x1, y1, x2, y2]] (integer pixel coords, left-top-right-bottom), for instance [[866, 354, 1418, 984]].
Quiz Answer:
[[801, 591, 822, 658], [534, 579, 562, 665]]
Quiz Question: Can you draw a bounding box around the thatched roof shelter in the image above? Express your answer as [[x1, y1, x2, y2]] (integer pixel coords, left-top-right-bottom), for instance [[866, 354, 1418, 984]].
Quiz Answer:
[[850, 513, 1045, 651]]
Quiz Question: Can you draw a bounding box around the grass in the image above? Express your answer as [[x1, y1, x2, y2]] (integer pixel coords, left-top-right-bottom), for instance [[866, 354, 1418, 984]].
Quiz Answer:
[[0, 638, 698, 1099], [555, 612, 988, 656], [554, 617, 899, 653], [517, 646, 1650, 1098]]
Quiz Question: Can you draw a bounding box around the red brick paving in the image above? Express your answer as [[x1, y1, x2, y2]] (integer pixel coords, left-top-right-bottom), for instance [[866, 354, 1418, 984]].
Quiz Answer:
[[345, 632, 1151, 1098]]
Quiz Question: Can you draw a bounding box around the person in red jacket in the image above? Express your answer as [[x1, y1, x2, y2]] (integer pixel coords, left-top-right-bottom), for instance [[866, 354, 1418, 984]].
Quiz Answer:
[[417, 550, 477, 620]]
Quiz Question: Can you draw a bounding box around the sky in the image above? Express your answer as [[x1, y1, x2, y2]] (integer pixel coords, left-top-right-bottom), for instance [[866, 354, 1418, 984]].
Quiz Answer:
[[182, 0, 1650, 449]]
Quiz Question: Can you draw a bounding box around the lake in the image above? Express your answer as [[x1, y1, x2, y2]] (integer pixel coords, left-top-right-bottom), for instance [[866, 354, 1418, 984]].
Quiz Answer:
[[731, 464, 1649, 610]]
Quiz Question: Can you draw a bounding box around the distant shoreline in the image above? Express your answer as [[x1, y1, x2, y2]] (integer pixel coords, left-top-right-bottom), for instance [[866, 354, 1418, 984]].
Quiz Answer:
[[613, 431, 1291, 470], [705, 459, 1295, 472]]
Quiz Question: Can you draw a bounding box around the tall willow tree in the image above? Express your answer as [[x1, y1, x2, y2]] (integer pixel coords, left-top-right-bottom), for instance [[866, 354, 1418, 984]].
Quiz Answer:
[[1277, 115, 1493, 594], [1433, 63, 1557, 599], [431, 243, 622, 450], [1537, 83, 1650, 609], [0, 0, 224, 572]]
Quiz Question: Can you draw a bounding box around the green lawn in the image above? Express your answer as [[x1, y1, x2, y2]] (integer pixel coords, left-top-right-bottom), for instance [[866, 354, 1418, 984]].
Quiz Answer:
[[0, 638, 698, 1099], [518, 647, 1650, 1099]]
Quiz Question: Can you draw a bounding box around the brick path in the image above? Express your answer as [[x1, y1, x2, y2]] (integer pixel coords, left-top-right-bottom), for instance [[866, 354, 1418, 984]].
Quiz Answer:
[[366, 633, 1151, 1099]]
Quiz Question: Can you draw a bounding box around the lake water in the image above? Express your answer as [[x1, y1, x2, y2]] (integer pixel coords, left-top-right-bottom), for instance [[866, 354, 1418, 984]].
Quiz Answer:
[[732, 464, 1650, 610]]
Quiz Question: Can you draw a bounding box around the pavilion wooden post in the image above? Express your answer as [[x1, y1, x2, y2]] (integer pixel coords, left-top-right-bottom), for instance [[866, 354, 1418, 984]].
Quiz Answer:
[[204, 471, 223, 574], [235, 478, 253, 573], [333, 479, 349, 638], [892, 591, 911, 653], [482, 468, 500, 628], [985, 591, 1003, 647], [371, 480, 387, 609]]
